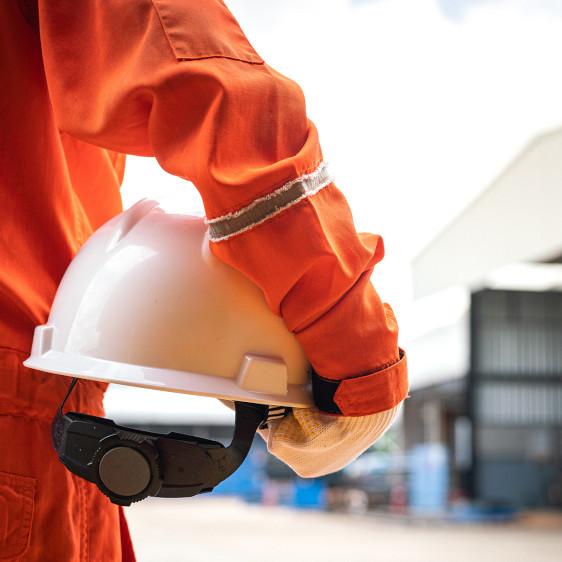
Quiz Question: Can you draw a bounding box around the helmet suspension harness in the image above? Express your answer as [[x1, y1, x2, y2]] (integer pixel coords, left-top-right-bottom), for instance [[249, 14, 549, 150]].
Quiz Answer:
[[53, 378, 288, 506]]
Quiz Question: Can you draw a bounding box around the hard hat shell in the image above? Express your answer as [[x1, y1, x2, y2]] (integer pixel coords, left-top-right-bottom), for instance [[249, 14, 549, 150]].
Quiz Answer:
[[24, 198, 313, 408]]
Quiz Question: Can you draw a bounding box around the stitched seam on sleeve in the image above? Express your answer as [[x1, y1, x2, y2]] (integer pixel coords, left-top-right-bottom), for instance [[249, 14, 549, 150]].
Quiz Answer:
[[150, 0, 180, 59]]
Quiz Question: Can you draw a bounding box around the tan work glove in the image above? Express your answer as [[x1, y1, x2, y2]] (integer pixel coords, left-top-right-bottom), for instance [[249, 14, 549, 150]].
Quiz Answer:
[[257, 403, 402, 478]]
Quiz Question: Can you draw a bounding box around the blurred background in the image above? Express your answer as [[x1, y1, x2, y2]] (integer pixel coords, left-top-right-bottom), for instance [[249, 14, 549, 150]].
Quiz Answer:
[[107, 0, 562, 559]]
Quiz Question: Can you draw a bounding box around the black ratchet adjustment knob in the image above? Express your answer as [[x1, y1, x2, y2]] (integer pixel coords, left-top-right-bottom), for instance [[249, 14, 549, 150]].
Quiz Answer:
[[92, 435, 163, 506]]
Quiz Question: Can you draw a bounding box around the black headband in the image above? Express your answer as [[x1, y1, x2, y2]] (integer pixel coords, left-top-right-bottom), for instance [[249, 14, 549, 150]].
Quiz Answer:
[[52, 379, 274, 506]]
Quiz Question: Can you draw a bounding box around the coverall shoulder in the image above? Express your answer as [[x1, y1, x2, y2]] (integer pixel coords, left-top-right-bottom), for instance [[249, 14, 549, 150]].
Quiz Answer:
[[0, 0, 407, 559]]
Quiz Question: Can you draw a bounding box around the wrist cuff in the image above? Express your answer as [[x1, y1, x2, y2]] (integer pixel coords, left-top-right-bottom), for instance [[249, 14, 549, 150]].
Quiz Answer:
[[311, 348, 408, 416]]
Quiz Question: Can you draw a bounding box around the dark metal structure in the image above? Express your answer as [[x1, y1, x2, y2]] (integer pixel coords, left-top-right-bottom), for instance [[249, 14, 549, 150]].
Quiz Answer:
[[469, 289, 562, 508], [405, 289, 562, 509]]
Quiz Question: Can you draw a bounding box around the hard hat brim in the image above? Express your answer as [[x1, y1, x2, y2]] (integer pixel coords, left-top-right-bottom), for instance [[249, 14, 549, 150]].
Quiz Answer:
[[24, 333, 313, 408]]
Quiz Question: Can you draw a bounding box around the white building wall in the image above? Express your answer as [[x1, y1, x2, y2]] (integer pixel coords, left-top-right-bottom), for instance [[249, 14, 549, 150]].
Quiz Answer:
[[412, 128, 562, 299]]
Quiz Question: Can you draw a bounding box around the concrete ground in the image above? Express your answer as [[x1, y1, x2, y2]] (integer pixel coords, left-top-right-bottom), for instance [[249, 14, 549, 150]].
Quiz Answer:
[[124, 496, 562, 562]]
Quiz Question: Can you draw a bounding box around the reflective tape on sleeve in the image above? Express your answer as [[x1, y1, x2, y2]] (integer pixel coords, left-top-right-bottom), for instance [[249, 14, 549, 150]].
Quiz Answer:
[[206, 163, 333, 242]]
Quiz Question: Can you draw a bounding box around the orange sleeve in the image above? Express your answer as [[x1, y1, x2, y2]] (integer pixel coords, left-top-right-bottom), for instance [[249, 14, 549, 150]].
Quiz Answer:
[[38, 0, 407, 414]]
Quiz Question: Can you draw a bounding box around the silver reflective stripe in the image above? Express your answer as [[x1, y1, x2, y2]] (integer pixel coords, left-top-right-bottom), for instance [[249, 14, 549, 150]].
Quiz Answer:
[[206, 162, 333, 242]]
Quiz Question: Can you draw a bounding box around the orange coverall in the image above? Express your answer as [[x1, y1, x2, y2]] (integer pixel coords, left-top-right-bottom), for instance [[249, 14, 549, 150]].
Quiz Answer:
[[0, 0, 408, 559]]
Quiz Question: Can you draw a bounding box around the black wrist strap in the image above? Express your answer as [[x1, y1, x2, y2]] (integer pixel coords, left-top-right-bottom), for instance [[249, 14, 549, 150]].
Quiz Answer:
[[311, 369, 343, 415], [311, 349, 406, 416]]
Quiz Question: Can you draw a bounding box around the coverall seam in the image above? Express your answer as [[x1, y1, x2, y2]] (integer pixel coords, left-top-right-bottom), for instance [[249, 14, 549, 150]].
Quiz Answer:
[[78, 478, 89, 562], [312, 353, 402, 383], [308, 344, 404, 383], [0, 472, 34, 561], [0, 413, 51, 425], [149, 0, 180, 60], [0, 345, 28, 357], [177, 55, 264, 65], [150, 0, 264, 66]]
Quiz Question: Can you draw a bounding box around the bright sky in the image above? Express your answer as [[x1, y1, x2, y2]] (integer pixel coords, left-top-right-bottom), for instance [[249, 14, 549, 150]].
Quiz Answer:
[[115, 0, 562, 419]]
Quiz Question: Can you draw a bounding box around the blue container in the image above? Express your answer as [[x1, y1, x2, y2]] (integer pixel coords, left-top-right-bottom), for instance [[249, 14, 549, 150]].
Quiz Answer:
[[292, 478, 327, 510], [408, 443, 449, 513]]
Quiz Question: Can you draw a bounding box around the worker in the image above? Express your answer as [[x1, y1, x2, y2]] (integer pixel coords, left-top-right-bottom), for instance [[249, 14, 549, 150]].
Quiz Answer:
[[0, 1, 408, 560]]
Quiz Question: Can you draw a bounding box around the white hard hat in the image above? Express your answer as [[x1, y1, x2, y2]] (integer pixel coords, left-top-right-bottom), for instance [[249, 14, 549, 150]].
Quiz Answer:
[[25, 198, 313, 408]]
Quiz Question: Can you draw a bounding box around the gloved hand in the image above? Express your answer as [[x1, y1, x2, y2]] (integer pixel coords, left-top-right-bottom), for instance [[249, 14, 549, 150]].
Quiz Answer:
[[257, 403, 402, 478]]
